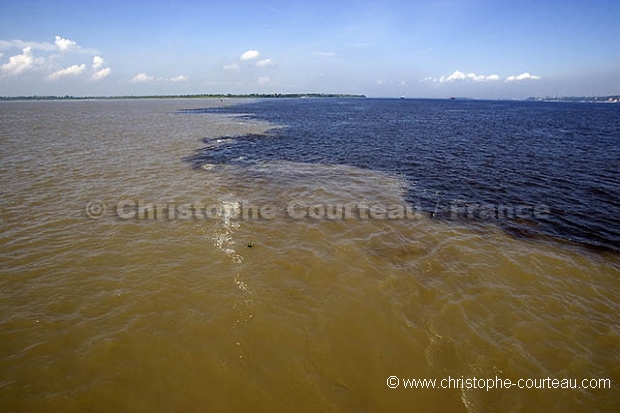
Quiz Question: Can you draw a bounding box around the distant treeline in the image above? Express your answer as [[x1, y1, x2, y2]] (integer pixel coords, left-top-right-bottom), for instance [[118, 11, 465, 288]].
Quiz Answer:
[[0, 93, 366, 101], [526, 95, 620, 103]]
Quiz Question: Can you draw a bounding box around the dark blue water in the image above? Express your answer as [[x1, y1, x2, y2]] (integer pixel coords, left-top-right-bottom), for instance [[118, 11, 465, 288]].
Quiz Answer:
[[182, 99, 620, 252]]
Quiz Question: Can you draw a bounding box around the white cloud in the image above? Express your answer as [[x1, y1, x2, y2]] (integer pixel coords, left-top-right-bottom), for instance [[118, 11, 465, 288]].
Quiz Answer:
[[1, 37, 100, 55], [439, 70, 466, 83], [256, 58, 274, 67], [258, 76, 270, 86], [47, 63, 86, 80], [441, 71, 499, 83], [0, 47, 43, 75], [240, 50, 260, 60], [168, 75, 187, 82], [423, 70, 541, 85], [54, 35, 78, 52], [128, 73, 187, 83], [1, 37, 108, 81], [0, 39, 57, 52], [223, 62, 239, 71], [505, 72, 541, 82], [90, 56, 111, 80], [423, 70, 501, 83], [92, 56, 104, 69], [92, 67, 111, 80], [130, 72, 155, 83]]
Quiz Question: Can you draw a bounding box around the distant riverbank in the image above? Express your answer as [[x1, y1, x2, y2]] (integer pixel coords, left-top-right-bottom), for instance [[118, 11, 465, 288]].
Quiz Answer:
[[0, 93, 366, 101], [526, 95, 619, 103]]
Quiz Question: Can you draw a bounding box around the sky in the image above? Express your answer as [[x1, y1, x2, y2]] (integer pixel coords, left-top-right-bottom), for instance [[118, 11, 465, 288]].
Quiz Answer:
[[0, 0, 619, 99]]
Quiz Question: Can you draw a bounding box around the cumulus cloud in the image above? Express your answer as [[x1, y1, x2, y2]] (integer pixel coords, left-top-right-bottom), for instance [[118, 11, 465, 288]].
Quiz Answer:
[[47, 63, 86, 80], [54, 35, 78, 52], [256, 58, 274, 67], [240, 50, 260, 60], [421, 70, 501, 83], [258, 76, 270, 86], [0, 47, 42, 75], [223, 62, 239, 71], [129, 73, 186, 83], [90, 56, 111, 80], [439, 70, 500, 83], [168, 75, 187, 82], [422, 70, 542, 85], [92, 56, 104, 69], [505, 72, 541, 82], [130, 72, 155, 83], [1, 36, 110, 82], [439, 70, 466, 82], [226, 51, 273, 71], [92, 67, 111, 80]]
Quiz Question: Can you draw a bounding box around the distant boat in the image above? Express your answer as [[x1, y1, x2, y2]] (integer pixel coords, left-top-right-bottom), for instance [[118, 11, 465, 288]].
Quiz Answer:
[[400, 95, 405, 99], [450, 96, 456, 100]]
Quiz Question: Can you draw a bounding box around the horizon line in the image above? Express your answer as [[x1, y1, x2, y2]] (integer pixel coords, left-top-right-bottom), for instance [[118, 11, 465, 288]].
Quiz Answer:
[[1, 94, 619, 102]]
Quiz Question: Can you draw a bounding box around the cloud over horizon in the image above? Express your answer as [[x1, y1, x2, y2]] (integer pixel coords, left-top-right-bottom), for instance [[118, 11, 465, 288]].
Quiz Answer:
[[505, 72, 541, 82], [168, 75, 187, 82], [240, 50, 260, 60], [129, 72, 187, 83], [421, 70, 540, 85], [256, 58, 274, 67], [429, 70, 501, 83], [47, 63, 86, 80], [0, 47, 44, 75], [90, 56, 111, 80], [92, 56, 104, 70], [54, 35, 78, 52], [130, 72, 154, 83], [0, 36, 112, 83], [92, 67, 111, 80], [224, 51, 275, 76]]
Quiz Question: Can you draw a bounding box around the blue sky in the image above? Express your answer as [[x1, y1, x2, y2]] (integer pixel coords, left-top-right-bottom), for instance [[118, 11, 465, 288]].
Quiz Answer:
[[0, 0, 618, 98]]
